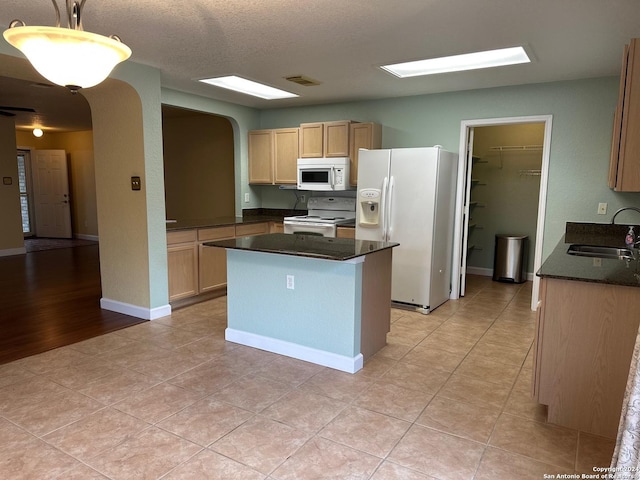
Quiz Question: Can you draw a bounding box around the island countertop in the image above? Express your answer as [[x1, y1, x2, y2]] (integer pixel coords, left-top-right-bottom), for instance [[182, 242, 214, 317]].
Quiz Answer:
[[204, 233, 398, 261]]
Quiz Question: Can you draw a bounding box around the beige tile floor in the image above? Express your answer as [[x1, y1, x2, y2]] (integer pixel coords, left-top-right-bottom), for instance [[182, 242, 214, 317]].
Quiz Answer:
[[0, 275, 615, 479]]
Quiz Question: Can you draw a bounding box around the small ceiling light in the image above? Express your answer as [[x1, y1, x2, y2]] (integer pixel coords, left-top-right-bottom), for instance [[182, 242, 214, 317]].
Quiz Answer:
[[199, 75, 298, 100], [381, 46, 531, 78], [33, 128, 44, 137], [3, 0, 132, 94]]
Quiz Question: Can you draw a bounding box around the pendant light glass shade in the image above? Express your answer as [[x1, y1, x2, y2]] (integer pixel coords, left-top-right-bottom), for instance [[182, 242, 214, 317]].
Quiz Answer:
[[3, 1, 131, 92]]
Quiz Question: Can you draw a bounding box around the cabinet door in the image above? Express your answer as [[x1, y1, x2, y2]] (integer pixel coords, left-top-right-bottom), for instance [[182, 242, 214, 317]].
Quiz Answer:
[[349, 122, 382, 185], [324, 121, 350, 157], [274, 128, 299, 184], [270, 222, 284, 233], [610, 38, 640, 191], [299, 123, 324, 158], [198, 243, 228, 293], [167, 243, 198, 301], [249, 130, 274, 184]]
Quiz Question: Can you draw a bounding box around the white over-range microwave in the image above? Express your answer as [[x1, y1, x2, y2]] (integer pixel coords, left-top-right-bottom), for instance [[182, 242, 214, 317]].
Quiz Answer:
[[297, 157, 351, 191]]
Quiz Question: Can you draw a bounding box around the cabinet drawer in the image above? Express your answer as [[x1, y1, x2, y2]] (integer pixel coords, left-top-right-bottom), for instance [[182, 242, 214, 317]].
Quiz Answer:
[[167, 229, 196, 245], [236, 222, 269, 237], [198, 226, 235, 242]]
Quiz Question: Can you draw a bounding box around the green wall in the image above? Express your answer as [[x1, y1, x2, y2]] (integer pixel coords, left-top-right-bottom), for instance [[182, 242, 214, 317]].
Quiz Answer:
[[257, 77, 640, 259]]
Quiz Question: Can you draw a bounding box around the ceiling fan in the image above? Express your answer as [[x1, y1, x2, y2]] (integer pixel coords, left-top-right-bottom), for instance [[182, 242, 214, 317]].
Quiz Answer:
[[0, 106, 36, 117]]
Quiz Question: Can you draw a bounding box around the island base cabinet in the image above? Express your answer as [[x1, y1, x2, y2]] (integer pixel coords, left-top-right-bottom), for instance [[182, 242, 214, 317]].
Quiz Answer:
[[534, 277, 640, 438], [223, 247, 392, 373]]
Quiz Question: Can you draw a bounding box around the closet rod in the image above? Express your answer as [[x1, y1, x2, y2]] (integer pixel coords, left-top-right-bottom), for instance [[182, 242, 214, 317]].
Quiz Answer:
[[489, 145, 542, 151]]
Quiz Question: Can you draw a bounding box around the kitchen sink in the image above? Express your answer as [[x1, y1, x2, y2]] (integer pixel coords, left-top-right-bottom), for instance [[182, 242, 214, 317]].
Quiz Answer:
[[567, 244, 635, 260]]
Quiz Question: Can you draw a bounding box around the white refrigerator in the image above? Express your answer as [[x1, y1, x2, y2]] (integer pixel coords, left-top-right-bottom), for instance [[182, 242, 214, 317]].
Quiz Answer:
[[356, 146, 458, 313]]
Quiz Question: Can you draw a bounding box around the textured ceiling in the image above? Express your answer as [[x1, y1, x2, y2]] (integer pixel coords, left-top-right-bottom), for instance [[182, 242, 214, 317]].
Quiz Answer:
[[1, 0, 639, 131]]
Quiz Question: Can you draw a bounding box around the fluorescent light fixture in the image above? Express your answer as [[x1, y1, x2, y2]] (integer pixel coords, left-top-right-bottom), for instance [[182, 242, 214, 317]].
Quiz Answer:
[[381, 46, 530, 78], [199, 76, 298, 100]]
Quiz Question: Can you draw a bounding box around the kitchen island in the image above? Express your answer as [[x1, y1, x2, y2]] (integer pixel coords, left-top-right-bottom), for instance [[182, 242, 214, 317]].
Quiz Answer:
[[534, 224, 640, 438], [204, 234, 398, 373]]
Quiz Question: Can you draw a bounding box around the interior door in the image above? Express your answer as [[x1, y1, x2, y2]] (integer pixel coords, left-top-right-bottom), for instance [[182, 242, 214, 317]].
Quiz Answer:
[[459, 128, 475, 296], [32, 149, 72, 238]]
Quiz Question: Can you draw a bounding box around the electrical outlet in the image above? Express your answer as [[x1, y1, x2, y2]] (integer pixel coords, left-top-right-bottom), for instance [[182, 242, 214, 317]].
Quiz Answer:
[[597, 202, 607, 215], [593, 258, 602, 267], [286, 274, 294, 290], [300, 194, 306, 203], [244, 193, 250, 203]]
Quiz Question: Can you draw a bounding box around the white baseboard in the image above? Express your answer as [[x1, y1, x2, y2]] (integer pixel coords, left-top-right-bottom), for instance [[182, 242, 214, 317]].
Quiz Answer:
[[100, 297, 171, 320], [466, 266, 534, 282], [225, 328, 364, 374], [74, 234, 99, 241], [466, 266, 493, 277], [0, 247, 26, 257]]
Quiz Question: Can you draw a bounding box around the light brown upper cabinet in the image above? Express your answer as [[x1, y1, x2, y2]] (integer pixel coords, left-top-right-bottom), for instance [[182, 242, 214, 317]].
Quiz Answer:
[[609, 38, 640, 191], [248, 129, 273, 184], [349, 122, 382, 185], [249, 128, 299, 185], [299, 121, 351, 158], [273, 128, 299, 184]]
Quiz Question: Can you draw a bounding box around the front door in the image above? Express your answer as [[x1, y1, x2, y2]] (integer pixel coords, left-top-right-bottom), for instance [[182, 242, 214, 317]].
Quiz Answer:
[[32, 149, 72, 238]]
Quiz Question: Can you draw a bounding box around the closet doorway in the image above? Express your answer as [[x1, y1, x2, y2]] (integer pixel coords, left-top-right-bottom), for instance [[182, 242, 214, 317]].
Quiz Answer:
[[451, 115, 553, 311]]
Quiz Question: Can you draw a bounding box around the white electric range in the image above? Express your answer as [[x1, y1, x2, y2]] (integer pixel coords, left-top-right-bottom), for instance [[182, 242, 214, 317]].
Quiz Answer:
[[283, 196, 356, 237]]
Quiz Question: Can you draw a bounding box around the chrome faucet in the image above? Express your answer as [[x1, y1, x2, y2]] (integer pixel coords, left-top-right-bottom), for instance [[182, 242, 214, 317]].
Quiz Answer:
[[610, 206, 640, 224]]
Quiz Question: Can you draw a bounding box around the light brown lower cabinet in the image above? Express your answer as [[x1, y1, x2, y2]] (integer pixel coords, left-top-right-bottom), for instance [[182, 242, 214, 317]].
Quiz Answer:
[[270, 222, 284, 233], [167, 222, 271, 302], [197, 226, 235, 294], [336, 226, 355, 239], [167, 230, 198, 302], [235, 222, 269, 237], [533, 277, 640, 438]]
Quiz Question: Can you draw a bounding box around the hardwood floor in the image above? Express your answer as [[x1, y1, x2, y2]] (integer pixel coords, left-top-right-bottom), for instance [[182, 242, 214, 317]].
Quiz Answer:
[[0, 244, 146, 365]]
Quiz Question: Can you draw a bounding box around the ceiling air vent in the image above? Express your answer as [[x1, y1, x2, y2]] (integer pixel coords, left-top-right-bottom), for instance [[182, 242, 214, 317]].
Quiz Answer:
[[285, 75, 321, 87]]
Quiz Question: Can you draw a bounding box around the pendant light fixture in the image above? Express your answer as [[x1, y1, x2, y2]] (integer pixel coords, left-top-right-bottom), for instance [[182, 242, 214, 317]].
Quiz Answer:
[[3, 0, 131, 94]]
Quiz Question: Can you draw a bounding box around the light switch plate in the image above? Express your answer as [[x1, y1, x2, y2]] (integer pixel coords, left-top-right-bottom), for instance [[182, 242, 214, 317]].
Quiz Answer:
[[131, 176, 141, 191], [2, 177, 12, 185]]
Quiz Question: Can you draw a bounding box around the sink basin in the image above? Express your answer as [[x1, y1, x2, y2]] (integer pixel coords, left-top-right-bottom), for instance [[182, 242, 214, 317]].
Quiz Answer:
[[567, 244, 635, 260]]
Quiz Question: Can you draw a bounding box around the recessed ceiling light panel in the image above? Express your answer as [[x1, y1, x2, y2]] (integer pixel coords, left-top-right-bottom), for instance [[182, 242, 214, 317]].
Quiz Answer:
[[381, 46, 531, 78], [199, 75, 298, 100]]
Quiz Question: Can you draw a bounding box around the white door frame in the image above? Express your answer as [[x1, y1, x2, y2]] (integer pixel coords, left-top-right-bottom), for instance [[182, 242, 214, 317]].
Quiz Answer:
[[451, 115, 553, 311]]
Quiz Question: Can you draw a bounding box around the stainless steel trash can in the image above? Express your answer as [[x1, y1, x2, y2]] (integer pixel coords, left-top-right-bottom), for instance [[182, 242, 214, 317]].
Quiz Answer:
[[493, 234, 527, 283]]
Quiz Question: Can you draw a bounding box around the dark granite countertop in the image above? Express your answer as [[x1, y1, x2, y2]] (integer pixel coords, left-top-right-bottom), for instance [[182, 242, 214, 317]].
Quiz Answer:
[[165, 208, 309, 231], [204, 233, 398, 261], [166, 216, 279, 231], [538, 222, 640, 287]]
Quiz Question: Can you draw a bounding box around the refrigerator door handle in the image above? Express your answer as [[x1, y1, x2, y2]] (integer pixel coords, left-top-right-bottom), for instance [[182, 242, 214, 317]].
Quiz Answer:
[[387, 176, 395, 241], [381, 176, 389, 240]]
